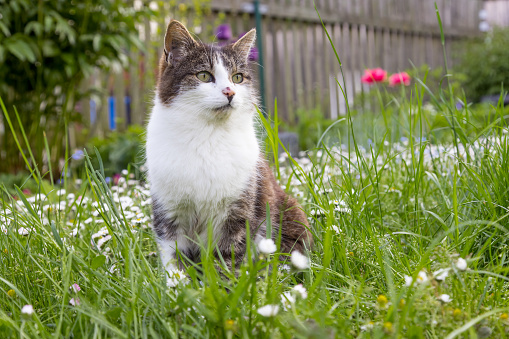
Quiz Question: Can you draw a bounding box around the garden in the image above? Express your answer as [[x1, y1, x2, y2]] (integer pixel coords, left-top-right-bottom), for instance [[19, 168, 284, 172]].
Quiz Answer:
[[1, 0, 509, 338]]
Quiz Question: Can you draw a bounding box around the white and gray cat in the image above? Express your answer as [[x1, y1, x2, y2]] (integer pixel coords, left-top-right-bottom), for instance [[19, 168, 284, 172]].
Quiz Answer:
[[146, 20, 312, 276]]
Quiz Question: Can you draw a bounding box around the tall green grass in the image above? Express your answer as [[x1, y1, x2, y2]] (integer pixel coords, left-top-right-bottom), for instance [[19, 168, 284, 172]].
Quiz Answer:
[[1, 5, 509, 338]]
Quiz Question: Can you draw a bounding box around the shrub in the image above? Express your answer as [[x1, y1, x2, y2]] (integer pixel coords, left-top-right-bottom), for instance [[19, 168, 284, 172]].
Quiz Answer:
[[457, 28, 509, 102], [0, 0, 148, 175]]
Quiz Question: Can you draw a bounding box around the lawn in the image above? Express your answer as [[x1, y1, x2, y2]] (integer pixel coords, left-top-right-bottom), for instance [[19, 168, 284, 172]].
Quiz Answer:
[[1, 87, 509, 338], [1, 16, 509, 339]]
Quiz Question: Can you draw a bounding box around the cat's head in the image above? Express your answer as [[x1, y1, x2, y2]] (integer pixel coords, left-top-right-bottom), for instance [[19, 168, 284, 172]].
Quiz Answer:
[[157, 20, 257, 120]]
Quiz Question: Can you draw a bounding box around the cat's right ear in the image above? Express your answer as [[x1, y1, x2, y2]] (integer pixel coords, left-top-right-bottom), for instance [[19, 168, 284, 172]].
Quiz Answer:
[[164, 20, 197, 66]]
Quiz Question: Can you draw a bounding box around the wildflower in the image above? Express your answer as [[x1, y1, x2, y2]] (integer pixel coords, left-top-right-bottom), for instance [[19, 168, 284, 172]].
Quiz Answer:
[[69, 298, 80, 306], [360, 321, 374, 331], [21, 304, 34, 316], [388, 72, 411, 86], [456, 258, 467, 271], [281, 291, 296, 310], [258, 238, 277, 255], [416, 271, 428, 284], [433, 268, 450, 281], [70, 283, 81, 293], [500, 313, 508, 321], [216, 24, 232, 41], [96, 235, 112, 249], [361, 68, 387, 84], [257, 304, 279, 317], [292, 284, 308, 299], [331, 225, 342, 234], [166, 268, 188, 287], [383, 321, 393, 334], [224, 319, 236, 331], [290, 251, 309, 270], [453, 308, 462, 319], [438, 294, 452, 303], [399, 298, 406, 308], [18, 227, 30, 236], [56, 189, 66, 196], [7, 289, 15, 297], [377, 294, 389, 308]]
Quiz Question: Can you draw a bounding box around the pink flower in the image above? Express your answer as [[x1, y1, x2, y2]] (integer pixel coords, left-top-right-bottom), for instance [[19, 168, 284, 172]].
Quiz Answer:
[[70, 283, 81, 293], [69, 298, 80, 306], [361, 68, 387, 84], [389, 72, 411, 87]]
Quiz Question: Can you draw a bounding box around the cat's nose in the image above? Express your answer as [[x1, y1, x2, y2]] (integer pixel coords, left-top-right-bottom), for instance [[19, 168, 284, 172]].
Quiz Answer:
[[222, 87, 235, 103]]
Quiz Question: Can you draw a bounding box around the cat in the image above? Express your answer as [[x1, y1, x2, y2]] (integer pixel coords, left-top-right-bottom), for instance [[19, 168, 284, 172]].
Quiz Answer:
[[146, 20, 312, 277]]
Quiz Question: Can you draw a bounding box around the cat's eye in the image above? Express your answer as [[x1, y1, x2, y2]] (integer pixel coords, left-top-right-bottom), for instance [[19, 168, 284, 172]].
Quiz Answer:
[[196, 71, 213, 83], [232, 73, 244, 84]]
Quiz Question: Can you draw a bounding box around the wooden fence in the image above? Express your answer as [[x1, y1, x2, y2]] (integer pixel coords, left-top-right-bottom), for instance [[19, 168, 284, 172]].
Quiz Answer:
[[83, 0, 483, 139], [484, 0, 509, 27]]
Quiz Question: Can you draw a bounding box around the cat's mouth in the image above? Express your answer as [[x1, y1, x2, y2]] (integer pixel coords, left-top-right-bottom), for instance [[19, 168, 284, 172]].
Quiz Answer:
[[212, 104, 233, 113]]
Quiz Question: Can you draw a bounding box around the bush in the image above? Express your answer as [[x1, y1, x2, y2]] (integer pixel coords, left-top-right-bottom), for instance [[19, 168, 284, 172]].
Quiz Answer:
[[457, 28, 509, 102], [0, 0, 148, 175], [79, 125, 145, 179]]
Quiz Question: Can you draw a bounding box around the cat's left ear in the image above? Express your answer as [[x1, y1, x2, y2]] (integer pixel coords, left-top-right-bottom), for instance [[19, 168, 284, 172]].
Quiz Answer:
[[232, 29, 256, 62]]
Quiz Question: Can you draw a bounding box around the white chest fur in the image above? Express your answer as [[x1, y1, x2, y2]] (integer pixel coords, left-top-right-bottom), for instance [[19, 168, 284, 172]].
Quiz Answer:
[[146, 97, 260, 230]]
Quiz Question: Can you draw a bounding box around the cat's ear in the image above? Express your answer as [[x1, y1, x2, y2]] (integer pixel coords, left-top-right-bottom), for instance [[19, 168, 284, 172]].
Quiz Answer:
[[232, 29, 256, 61], [164, 20, 197, 66]]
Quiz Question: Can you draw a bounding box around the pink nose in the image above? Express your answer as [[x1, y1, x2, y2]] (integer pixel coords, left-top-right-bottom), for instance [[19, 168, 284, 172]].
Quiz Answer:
[[222, 87, 235, 103]]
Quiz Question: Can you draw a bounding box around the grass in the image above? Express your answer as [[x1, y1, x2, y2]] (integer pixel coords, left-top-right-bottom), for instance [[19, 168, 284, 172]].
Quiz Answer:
[[1, 9, 509, 339]]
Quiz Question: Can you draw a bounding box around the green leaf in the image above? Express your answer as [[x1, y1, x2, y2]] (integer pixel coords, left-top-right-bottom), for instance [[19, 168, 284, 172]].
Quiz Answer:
[[5, 38, 36, 62], [104, 307, 123, 322], [91, 255, 106, 270]]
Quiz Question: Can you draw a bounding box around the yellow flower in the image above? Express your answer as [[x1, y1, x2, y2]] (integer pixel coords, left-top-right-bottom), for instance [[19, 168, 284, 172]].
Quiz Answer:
[[377, 295, 388, 308], [7, 289, 16, 297], [3, 249, 7, 254], [348, 251, 354, 256], [453, 308, 462, 318], [383, 321, 393, 334], [225, 319, 236, 331], [399, 298, 406, 308], [500, 313, 508, 320]]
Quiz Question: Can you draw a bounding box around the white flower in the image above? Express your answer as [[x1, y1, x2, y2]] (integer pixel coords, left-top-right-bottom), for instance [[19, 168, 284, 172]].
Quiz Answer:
[[56, 189, 66, 196], [331, 225, 342, 234], [69, 298, 80, 306], [258, 238, 277, 255], [281, 291, 296, 310], [292, 284, 308, 299], [456, 258, 467, 271], [290, 251, 309, 270], [166, 268, 188, 287], [121, 169, 128, 175], [21, 304, 34, 315], [257, 304, 279, 317], [18, 227, 29, 236], [416, 271, 428, 284], [433, 268, 450, 281], [96, 235, 111, 249], [438, 294, 452, 303], [404, 275, 413, 286]]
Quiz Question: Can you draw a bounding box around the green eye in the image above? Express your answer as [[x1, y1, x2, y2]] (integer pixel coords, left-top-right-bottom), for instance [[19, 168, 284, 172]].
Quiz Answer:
[[196, 71, 213, 82], [232, 73, 244, 84]]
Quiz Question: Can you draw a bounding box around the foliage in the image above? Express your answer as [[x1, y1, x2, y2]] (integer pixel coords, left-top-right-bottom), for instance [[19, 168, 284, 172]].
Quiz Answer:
[[457, 27, 509, 102], [0, 0, 148, 175], [80, 125, 145, 178], [281, 107, 335, 151], [1, 83, 509, 336]]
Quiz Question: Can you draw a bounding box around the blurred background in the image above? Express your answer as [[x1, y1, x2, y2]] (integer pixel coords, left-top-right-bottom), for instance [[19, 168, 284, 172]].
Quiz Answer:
[[0, 0, 508, 183]]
